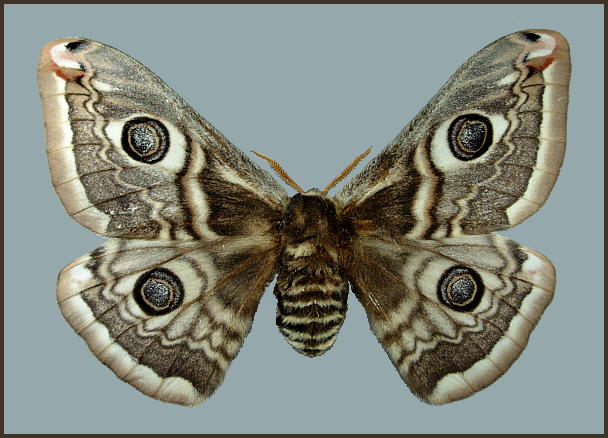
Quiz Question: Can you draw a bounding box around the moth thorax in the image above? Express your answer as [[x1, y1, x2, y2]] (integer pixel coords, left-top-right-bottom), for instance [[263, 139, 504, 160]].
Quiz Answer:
[[274, 193, 350, 357]]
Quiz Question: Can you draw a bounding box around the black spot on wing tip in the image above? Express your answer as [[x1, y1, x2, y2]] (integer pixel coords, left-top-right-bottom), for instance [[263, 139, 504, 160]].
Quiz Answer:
[[521, 32, 541, 42], [65, 40, 87, 52]]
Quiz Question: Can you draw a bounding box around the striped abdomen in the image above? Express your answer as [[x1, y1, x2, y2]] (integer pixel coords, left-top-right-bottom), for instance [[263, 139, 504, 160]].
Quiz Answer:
[[274, 241, 349, 357]]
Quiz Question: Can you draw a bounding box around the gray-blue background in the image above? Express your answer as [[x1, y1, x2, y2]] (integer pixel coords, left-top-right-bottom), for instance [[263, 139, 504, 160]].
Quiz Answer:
[[5, 4, 603, 434]]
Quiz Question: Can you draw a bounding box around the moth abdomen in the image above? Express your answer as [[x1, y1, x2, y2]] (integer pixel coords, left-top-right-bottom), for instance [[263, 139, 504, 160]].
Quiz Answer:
[[275, 270, 349, 357]]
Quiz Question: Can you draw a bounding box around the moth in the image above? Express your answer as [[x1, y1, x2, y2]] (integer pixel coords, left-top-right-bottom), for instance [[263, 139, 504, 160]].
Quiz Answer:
[[38, 30, 570, 406]]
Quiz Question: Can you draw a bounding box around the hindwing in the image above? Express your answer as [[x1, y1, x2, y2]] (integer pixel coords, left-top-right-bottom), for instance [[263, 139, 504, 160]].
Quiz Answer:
[[347, 234, 554, 404], [57, 237, 278, 405]]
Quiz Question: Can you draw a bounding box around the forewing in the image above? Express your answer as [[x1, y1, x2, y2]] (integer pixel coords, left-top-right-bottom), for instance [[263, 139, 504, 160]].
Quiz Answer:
[[38, 38, 287, 240], [57, 237, 278, 405], [346, 233, 554, 404], [338, 30, 570, 239]]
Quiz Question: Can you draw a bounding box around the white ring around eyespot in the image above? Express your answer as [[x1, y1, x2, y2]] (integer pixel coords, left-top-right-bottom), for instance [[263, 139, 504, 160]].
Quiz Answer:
[[104, 114, 189, 172], [430, 111, 509, 172]]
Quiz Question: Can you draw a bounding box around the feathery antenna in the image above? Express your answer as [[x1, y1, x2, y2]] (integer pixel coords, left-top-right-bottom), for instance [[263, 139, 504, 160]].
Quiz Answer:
[[322, 147, 372, 194], [252, 150, 304, 194], [252, 147, 372, 195]]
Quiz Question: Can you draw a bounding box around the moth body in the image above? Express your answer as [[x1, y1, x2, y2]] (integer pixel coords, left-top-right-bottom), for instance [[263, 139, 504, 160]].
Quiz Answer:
[[274, 192, 351, 356]]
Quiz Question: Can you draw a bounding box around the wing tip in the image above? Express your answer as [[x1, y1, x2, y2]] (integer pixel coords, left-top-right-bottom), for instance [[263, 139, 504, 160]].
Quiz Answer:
[[517, 29, 571, 73], [38, 38, 93, 83]]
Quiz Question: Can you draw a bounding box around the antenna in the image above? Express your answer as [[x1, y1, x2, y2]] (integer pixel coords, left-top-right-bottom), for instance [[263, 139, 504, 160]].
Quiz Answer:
[[322, 147, 372, 194], [251, 151, 304, 194]]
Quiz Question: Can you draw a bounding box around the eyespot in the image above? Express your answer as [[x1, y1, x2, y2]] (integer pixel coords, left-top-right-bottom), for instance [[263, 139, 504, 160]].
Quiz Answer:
[[134, 268, 184, 315], [437, 266, 484, 312], [121, 117, 170, 163], [447, 114, 493, 161]]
